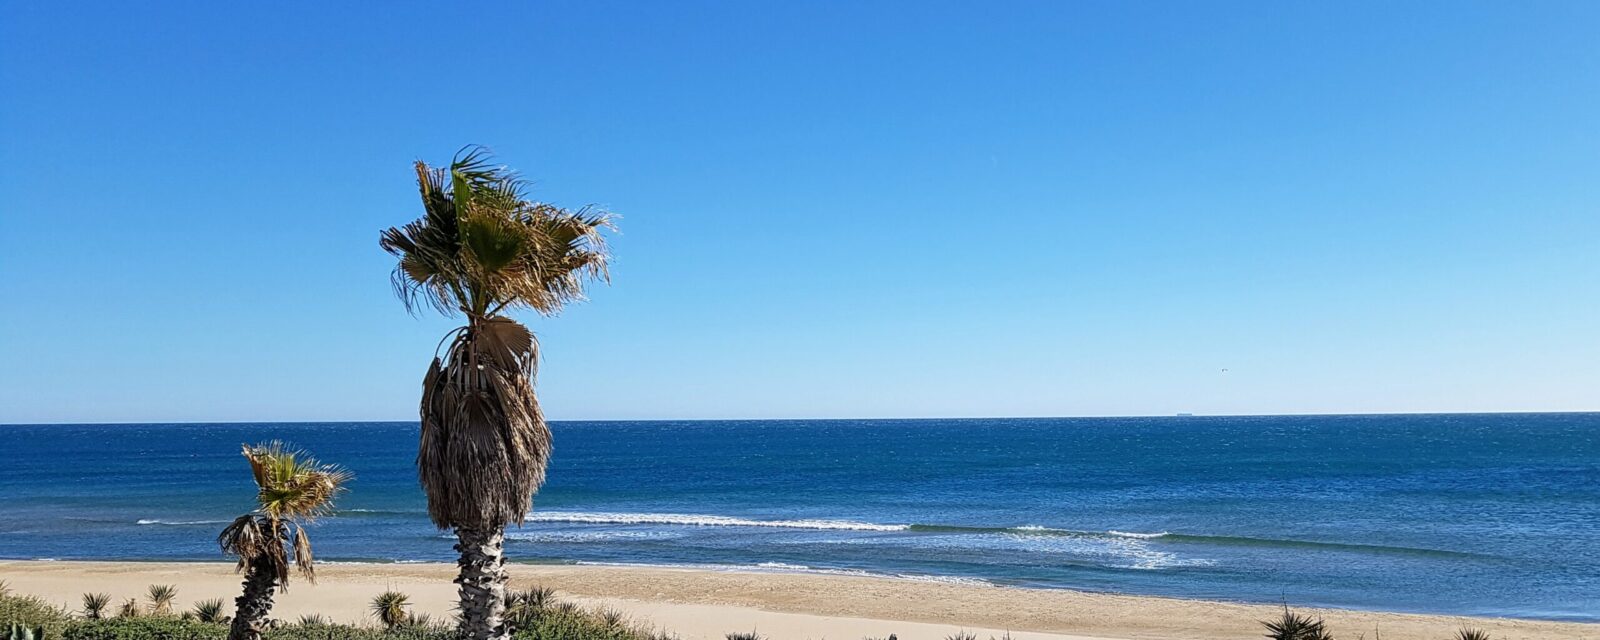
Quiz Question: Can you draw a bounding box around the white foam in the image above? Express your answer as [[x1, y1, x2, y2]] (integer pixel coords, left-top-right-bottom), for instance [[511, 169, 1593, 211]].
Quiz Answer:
[[524, 511, 908, 532], [1108, 530, 1169, 539], [136, 519, 228, 526], [579, 560, 993, 586]]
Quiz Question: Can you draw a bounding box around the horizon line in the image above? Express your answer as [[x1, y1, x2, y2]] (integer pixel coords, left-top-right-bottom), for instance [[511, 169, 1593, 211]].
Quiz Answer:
[[4, 408, 1598, 427]]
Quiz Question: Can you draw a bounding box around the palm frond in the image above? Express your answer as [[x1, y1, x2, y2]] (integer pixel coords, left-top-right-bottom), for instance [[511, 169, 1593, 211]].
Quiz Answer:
[[1456, 628, 1491, 640], [241, 442, 351, 520], [380, 145, 614, 320]]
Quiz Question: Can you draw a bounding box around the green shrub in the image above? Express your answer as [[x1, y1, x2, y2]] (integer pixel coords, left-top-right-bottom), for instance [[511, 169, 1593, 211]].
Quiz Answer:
[[509, 604, 651, 640], [261, 623, 455, 640], [0, 593, 70, 640], [62, 618, 226, 640]]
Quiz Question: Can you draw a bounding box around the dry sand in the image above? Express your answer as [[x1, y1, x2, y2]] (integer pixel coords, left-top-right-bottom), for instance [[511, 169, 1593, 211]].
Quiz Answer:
[[1, 560, 1592, 640]]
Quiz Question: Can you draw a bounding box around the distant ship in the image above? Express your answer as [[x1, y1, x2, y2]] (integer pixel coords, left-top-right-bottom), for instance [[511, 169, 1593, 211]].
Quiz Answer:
[[1176, 413, 1195, 417]]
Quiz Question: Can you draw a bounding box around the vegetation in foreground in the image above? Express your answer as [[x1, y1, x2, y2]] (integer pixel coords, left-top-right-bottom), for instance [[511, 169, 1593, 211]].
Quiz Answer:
[[0, 583, 670, 640], [0, 584, 1535, 640]]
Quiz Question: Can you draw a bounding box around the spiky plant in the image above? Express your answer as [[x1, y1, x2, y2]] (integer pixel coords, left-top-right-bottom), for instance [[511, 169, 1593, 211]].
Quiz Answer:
[[726, 633, 766, 640], [80, 593, 111, 620], [504, 585, 556, 629], [370, 591, 411, 630], [145, 584, 177, 616], [380, 146, 612, 640], [407, 612, 437, 629], [117, 598, 140, 619], [1456, 629, 1491, 640], [1262, 607, 1332, 640], [598, 607, 626, 628], [193, 598, 228, 623], [295, 613, 329, 626], [217, 442, 350, 640]]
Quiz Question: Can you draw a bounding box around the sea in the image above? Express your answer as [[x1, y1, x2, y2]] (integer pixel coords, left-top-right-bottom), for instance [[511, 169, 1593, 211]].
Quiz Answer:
[[1, 414, 1596, 621]]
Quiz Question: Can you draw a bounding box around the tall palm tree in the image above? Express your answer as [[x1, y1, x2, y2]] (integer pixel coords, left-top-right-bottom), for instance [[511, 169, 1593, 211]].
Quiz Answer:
[[217, 442, 350, 640], [380, 146, 612, 640]]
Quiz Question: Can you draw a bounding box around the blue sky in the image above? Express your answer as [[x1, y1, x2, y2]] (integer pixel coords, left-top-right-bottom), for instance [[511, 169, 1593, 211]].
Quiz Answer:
[[2, 1, 1596, 423]]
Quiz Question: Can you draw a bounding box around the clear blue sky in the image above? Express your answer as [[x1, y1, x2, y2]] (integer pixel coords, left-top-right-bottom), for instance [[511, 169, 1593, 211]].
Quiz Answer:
[[2, 1, 1596, 423]]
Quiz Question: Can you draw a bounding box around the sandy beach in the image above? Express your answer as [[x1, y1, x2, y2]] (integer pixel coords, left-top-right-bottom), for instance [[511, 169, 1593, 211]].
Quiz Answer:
[[1, 560, 1591, 640]]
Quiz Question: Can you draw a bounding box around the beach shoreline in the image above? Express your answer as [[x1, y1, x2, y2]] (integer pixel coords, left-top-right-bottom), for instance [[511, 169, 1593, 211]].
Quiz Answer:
[[2, 560, 1591, 640]]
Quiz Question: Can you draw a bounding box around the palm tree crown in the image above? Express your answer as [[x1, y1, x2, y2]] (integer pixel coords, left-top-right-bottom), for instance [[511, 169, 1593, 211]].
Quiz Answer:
[[380, 145, 612, 321]]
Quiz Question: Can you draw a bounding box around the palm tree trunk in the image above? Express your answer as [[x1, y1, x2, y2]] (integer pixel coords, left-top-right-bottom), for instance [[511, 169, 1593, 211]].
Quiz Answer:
[[228, 559, 277, 640], [455, 525, 509, 640]]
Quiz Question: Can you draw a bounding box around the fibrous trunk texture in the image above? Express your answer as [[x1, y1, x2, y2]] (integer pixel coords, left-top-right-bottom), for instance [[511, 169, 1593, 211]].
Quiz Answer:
[[455, 525, 509, 640], [228, 559, 277, 640]]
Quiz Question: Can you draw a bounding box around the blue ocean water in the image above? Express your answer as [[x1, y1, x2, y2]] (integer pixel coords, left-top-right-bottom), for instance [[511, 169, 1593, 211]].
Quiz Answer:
[[1, 415, 1596, 621]]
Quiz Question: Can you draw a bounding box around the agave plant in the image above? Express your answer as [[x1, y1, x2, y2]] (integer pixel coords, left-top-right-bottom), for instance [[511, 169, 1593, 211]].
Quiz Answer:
[[80, 592, 111, 620], [192, 598, 228, 624], [380, 146, 612, 640], [370, 590, 411, 630], [1262, 607, 1332, 640], [217, 442, 350, 640], [145, 584, 177, 616]]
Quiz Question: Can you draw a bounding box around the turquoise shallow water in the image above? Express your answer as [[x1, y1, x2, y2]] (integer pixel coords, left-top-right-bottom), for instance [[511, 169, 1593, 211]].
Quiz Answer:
[[1, 414, 1596, 621]]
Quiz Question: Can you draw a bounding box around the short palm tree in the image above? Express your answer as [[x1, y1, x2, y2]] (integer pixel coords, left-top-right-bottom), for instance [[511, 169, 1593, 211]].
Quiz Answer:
[[217, 442, 350, 640], [380, 146, 612, 640]]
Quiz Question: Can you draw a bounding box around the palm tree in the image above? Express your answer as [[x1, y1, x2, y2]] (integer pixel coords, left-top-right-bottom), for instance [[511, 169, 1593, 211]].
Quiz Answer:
[[380, 146, 612, 640], [217, 442, 350, 640]]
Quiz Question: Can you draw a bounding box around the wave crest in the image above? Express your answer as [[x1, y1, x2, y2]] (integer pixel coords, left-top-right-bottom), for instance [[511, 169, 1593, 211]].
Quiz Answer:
[[525, 511, 908, 532]]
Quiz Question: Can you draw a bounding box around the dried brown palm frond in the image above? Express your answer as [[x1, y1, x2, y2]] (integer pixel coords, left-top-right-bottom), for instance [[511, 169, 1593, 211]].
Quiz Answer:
[[117, 598, 141, 618], [219, 514, 290, 584], [417, 320, 551, 529]]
